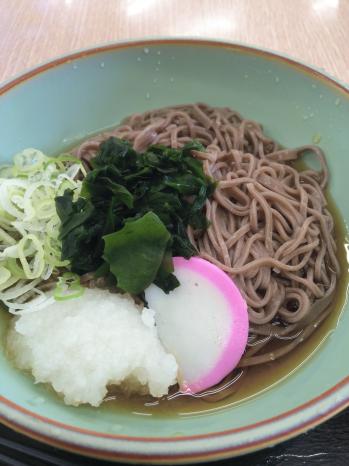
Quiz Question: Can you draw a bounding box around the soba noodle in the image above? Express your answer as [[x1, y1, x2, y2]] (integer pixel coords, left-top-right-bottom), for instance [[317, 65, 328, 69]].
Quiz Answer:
[[73, 103, 340, 369]]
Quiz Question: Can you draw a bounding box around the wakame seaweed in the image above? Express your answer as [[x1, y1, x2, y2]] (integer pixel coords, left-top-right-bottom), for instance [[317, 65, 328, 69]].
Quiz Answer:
[[55, 137, 216, 294]]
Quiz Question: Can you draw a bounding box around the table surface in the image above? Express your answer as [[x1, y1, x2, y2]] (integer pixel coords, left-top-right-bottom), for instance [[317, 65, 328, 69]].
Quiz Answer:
[[1, 0, 349, 85], [1, 1, 349, 465]]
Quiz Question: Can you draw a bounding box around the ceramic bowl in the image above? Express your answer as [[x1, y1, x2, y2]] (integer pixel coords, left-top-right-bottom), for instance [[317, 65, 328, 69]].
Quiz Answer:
[[0, 39, 348, 464]]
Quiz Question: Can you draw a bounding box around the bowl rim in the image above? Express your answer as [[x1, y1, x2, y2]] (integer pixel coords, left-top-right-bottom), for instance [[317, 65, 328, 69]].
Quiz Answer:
[[0, 37, 349, 464]]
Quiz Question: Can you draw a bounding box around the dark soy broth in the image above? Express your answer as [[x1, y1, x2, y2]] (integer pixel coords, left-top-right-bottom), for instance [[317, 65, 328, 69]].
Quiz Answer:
[[100, 194, 348, 417], [0, 307, 10, 345]]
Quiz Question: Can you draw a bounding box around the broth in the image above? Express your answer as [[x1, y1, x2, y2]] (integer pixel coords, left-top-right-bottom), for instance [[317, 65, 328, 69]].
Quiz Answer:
[[100, 193, 349, 417], [0, 191, 347, 418]]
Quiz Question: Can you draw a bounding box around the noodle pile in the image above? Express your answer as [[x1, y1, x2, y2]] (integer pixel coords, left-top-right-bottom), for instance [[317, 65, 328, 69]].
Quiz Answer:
[[73, 103, 340, 368]]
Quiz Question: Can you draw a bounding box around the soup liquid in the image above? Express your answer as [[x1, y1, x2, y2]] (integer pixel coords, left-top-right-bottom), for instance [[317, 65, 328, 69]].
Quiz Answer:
[[99, 194, 349, 417], [0, 197, 347, 419]]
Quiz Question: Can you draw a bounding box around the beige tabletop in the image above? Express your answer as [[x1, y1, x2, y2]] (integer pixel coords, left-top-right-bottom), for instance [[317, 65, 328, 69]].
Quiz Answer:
[[0, 0, 348, 85]]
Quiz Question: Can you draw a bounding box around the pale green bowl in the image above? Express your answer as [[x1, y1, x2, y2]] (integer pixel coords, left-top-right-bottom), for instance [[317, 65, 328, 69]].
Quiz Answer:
[[0, 39, 348, 464]]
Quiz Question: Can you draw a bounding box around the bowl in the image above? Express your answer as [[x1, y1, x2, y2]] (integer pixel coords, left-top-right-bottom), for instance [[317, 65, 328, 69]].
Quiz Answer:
[[0, 38, 348, 464]]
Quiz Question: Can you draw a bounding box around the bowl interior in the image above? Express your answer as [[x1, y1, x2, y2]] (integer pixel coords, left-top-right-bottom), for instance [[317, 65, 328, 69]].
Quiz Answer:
[[0, 41, 348, 440]]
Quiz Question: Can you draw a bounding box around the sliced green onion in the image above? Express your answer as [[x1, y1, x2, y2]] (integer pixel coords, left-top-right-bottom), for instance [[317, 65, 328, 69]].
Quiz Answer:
[[13, 148, 47, 173], [6, 259, 28, 279], [17, 234, 45, 279], [0, 275, 20, 292], [0, 149, 83, 312], [0, 278, 41, 301], [53, 272, 85, 301], [0, 266, 11, 285], [0, 228, 16, 245]]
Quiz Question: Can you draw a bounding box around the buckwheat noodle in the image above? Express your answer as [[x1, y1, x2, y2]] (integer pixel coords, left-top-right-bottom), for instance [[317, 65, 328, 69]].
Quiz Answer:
[[73, 103, 340, 374]]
